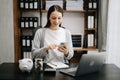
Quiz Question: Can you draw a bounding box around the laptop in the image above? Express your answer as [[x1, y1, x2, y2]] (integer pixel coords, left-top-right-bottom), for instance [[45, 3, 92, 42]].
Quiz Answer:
[[59, 53, 106, 77]]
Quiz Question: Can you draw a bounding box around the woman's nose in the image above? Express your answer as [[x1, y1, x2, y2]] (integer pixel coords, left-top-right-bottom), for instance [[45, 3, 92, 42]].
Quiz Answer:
[[55, 19, 59, 23]]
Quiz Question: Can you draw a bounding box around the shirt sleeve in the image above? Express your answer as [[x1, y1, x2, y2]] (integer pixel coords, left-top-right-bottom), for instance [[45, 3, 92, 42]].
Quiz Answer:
[[32, 29, 48, 59], [64, 29, 74, 60]]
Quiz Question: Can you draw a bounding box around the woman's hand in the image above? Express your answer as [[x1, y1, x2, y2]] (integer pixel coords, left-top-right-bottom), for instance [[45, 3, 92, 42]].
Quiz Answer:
[[58, 44, 69, 57], [44, 44, 58, 51]]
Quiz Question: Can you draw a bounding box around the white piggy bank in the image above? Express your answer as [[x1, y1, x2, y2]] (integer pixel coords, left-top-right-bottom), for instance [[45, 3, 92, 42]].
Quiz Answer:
[[19, 58, 33, 72]]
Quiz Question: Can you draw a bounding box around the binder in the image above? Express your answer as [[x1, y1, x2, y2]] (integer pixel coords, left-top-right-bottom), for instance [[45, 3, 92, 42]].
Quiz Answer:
[[25, 0, 29, 9], [88, 16, 94, 28], [29, 17, 33, 28], [88, 34, 94, 47], [34, 0, 38, 10], [88, 0, 93, 10], [29, 0, 34, 9], [22, 36, 26, 47], [83, 35, 88, 48], [19, 0, 25, 9], [93, 0, 97, 9], [30, 36, 32, 47], [25, 17, 29, 28], [26, 36, 30, 47], [33, 17, 38, 28], [20, 17, 25, 28]]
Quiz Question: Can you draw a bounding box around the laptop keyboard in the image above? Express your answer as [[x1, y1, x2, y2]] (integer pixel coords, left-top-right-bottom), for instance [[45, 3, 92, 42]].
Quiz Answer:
[[67, 67, 77, 72], [60, 67, 77, 73]]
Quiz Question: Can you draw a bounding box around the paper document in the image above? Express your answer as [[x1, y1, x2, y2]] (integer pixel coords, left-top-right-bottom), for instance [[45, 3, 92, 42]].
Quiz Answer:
[[47, 62, 69, 69]]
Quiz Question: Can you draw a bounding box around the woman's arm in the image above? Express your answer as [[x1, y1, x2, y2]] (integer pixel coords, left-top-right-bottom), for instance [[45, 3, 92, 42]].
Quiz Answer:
[[64, 30, 74, 60], [32, 29, 48, 59]]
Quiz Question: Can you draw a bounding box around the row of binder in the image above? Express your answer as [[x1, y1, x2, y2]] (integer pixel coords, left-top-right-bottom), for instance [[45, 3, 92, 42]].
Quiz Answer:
[[87, 0, 98, 10], [23, 51, 32, 59], [20, 17, 38, 28], [19, 0, 98, 10], [88, 15, 95, 28], [19, 0, 39, 10], [87, 34, 95, 47], [21, 36, 33, 48]]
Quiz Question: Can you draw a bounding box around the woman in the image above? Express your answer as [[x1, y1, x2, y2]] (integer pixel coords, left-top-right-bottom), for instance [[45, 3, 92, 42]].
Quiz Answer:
[[32, 5, 74, 64]]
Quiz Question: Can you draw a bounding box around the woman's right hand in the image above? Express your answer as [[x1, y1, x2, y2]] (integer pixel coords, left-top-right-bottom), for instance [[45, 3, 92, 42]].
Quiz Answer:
[[44, 44, 58, 51]]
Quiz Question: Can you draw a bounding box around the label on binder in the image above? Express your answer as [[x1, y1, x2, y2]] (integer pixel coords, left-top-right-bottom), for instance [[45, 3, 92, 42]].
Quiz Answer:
[[30, 3, 33, 9], [20, 2, 24, 8], [25, 22, 29, 28], [22, 39, 26, 46], [93, 2, 97, 9], [34, 22, 37, 28], [27, 39, 30, 46], [34, 2, 38, 9], [21, 22, 24, 28]]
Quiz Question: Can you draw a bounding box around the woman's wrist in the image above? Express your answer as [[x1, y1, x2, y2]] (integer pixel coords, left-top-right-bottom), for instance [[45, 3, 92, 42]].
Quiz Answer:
[[64, 50, 69, 57], [43, 46, 49, 52]]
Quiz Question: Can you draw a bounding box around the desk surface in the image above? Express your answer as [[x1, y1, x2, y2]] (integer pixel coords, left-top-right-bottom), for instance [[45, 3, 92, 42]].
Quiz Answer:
[[0, 63, 120, 80]]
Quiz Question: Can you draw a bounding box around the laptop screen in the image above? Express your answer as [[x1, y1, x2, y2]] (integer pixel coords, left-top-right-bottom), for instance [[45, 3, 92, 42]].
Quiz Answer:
[[75, 53, 106, 77]]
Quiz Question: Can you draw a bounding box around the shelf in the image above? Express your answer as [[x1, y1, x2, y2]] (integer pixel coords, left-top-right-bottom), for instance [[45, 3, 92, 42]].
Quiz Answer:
[[85, 28, 96, 30], [41, 10, 88, 13], [74, 47, 98, 51], [20, 10, 96, 13]]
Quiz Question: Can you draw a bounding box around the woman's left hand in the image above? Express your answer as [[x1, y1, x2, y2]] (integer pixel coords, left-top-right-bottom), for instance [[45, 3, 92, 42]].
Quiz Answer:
[[58, 44, 69, 57]]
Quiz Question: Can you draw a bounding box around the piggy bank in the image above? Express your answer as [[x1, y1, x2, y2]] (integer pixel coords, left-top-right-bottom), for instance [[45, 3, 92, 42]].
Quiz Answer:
[[19, 58, 33, 72]]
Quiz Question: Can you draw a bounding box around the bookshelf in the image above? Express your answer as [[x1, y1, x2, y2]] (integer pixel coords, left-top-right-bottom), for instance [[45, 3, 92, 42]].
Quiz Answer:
[[13, 0, 99, 62]]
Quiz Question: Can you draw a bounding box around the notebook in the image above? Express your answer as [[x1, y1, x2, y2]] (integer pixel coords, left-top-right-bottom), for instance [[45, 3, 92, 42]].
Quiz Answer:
[[59, 53, 106, 77], [47, 62, 69, 69]]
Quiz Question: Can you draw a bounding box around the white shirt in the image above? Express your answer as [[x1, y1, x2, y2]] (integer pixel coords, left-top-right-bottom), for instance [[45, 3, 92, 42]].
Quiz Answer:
[[32, 27, 74, 63], [44, 28, 66, 63], [44, 28, 66, 45]]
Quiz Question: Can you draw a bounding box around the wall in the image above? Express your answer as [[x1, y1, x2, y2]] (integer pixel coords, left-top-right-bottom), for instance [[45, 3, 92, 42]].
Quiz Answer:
[[106, 0, 120, 68], [0, 0, 14, 64]]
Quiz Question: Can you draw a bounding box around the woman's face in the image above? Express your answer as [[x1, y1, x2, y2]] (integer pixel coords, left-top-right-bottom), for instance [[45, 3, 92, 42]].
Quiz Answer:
[[49, 11, 63, 28]]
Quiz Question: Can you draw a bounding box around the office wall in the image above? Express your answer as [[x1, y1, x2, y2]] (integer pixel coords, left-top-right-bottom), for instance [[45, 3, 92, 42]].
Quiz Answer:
[[106, 0, 120, 68], [0, 0, 14, 64]]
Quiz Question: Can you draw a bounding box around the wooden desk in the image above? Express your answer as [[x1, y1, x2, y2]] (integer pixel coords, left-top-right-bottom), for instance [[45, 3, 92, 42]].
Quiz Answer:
[[0, 63, 120, 80]]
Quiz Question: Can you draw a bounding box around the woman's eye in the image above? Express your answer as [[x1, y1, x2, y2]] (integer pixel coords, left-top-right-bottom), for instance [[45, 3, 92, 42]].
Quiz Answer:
[[58, 18, 61, 19], [52, 18, 56, 20]]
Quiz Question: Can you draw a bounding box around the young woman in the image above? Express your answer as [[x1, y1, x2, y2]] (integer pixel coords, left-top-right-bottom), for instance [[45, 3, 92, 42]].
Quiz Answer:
[[32, 5, 74, 63]]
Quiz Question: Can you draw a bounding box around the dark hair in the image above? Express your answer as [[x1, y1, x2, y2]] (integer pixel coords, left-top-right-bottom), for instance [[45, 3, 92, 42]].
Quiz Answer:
[[44, 5, 63, 28]]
